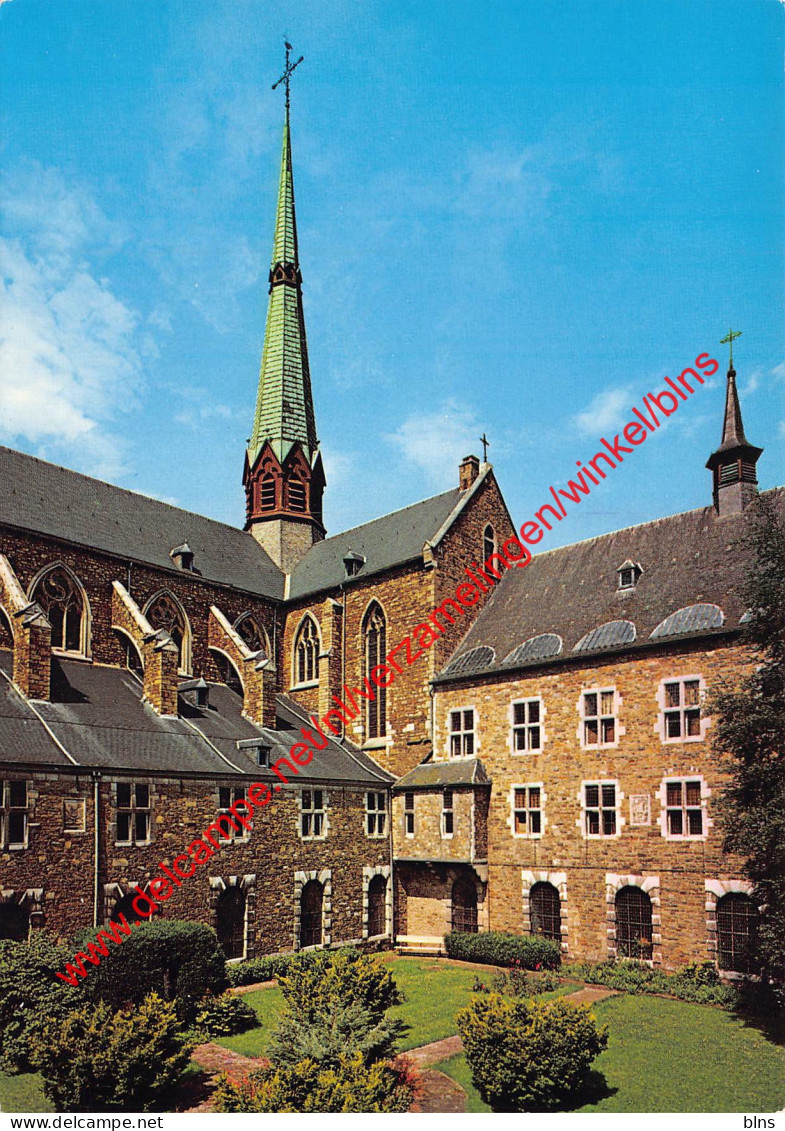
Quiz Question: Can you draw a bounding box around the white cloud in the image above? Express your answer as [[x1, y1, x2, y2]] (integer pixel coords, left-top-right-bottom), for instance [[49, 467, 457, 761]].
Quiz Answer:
[[770, 361, 785, 382], [0, 162, 142, 478], [572, 385, 634, 438], [170, 384, 237, 430], [742, 369, 761, 396], [384, 399, 483, 490]]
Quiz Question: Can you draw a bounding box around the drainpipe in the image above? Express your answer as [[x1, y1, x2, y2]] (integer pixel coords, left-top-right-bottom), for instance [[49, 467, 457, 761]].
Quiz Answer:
[[92, 770, 101, 929]]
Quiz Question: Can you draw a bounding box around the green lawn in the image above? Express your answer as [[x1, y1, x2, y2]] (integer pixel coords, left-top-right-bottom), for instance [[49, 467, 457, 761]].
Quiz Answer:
[[434, 994, 785, 1114], [0, 1072, 53, 1114]]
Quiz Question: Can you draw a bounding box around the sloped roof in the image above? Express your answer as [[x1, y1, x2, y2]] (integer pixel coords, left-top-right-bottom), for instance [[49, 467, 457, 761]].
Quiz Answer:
[[438, 488, 785, 681], [288, 487, 462, 599], [0, 651, 391, 785], [393, 758, 491, 791], [0, 447, 285, 600]]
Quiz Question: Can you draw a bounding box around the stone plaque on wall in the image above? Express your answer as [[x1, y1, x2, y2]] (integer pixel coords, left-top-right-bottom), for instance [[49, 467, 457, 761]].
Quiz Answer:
[[629, 794, 651, 826], [63, 798, 86, 833]]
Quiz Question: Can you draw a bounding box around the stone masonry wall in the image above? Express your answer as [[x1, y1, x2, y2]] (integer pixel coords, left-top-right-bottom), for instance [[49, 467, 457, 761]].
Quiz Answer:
[[428, 637, 752, 968]]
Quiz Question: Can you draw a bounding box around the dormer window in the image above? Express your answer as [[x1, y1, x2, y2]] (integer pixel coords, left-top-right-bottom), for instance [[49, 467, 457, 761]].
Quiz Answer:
[[616, 560, 642, 591], [343, 551, 366, 579], [170, 543, 194, 571], [236, 738, 271, 767], [180, 677, 209, 709]]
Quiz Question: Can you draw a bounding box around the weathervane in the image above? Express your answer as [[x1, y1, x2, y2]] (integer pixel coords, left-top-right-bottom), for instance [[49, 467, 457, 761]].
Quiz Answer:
[[272, 39, 304, 111], [720, 327, 742, 369], [480, 433, 490, 462]]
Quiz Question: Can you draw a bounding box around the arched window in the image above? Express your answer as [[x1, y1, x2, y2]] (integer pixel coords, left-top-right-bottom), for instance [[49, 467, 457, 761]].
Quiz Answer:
[[368, 874, 388, 938], [111, 892, 156, 926], [31, 565, 88, 654], [717, 893, 760, 974], [260, 474, 276, 511], [615, 886, 653, 960], [114, 630, 143, 677], [234, 614, 269, 658], [363, 603, 387, 738], [288, 477, 306, 512], [0, 606, 12, 650], [530, 882, 561, 943], [294, 616, 319, 685], [216, 887, 246, 960], [451, 877, 478, 934], [144, 591, 191, 674], [300, 879, 323, 948], [213, 652, 243, 696], [483, 524, 496, 563], [0, 902, 29, 941]]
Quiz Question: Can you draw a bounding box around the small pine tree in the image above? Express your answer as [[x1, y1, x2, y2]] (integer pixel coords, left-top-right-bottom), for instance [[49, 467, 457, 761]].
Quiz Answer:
[[711, 494, 785, 983]]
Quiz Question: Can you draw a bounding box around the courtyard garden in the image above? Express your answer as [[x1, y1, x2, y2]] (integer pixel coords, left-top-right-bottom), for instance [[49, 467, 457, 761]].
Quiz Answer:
[[0, 928, 783, 1114]]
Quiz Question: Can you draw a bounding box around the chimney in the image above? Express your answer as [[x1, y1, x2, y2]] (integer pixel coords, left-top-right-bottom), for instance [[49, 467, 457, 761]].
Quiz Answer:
[[459, 455, 480, 491]]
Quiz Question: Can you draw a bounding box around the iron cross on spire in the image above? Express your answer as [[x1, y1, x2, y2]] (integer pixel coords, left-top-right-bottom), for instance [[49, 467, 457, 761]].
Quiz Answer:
[[272, 40, 304, 110], [720, 327, 742, 368], [480, 433, 490, 462]]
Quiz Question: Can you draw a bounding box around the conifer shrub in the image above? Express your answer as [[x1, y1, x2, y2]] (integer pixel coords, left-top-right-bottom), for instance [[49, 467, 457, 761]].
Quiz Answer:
[[73, 919, 227, 1022], [30, 992, 194, 1112], [456, 993, 608, 1112], [213, 1052, 414, 1113], [194, 991, 258, 1036], [269, 948, 407, 1068], [0, 932, 84, 1073], [444, 930, 561, 970]]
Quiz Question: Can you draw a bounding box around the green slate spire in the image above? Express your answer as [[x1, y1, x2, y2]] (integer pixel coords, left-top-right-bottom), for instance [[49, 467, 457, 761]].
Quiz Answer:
[[248, 60, 317, 469]]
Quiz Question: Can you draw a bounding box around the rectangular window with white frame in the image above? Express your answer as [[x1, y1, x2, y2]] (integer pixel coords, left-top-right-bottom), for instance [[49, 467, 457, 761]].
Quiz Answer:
[[404, 791, 415, 837], [512, 784, 543, 837], [659, 677, 705, 742], [582, 781, 620, 838], [300, 789, 327, 840], [1, 780, 29, 848], [218, 785, 250, 841], [512, 699, 542, 753], [449, 708, 475, 757], [441, 789, 454, 837], [661, 777, 708, 839], [581, 690, 617, 747], [366, 791, 387, 837], [115, 782, 151, 845]]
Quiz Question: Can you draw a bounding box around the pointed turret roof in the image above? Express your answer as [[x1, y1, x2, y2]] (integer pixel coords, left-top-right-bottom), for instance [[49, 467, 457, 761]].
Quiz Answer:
[[706, 364, 763, 465], [248, 100, 318, 468]]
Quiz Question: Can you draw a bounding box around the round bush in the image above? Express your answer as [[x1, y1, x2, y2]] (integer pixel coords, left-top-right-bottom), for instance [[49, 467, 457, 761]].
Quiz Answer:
[[0, 932, 84, 1073], [30, 992, 193, 1112], [456, 993, 608, 1112], [195, 992, 258, 1036]]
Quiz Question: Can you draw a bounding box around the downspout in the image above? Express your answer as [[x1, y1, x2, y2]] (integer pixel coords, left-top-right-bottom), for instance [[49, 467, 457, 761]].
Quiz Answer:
[[92, 770, 101, 929]]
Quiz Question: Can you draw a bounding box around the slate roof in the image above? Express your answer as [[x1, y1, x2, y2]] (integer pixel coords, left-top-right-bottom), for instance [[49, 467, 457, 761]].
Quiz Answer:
[[393, 758, 491, 791], [437, 488, 785, 682], [0, 650, 392, 785], [0, 446, 285, 600], [288, 487, 462, 600]]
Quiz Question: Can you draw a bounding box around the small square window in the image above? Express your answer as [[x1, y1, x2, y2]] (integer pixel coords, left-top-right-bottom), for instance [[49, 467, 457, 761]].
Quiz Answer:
[[512, 785, 543, 837], [583, 781, 618, 838], [663, 776, 706, 839], [660, 678, 704, 743]]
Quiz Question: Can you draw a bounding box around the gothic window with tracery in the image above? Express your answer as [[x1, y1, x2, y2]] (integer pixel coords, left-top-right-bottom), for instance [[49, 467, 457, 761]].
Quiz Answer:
[[363, 602, 387, 738], [235, 614, 269, 658], [145, 592, 189, 672], [294, 616, 319, 685], [32, 567, 86, 653]]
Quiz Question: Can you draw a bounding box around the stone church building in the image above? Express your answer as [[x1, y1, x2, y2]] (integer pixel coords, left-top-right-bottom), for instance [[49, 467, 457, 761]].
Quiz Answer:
[[0, 89, 779, 974]]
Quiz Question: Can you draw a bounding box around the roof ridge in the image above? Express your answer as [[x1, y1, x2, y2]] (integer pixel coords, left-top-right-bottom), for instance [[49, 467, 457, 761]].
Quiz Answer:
[[0, 445, 256, 540], [523, 487, 785, 561], [317, 487, 459, 545]]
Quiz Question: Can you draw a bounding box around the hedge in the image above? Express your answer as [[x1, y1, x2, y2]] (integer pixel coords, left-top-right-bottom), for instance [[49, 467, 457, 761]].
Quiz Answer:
[[560, 959, 740, 1007], [226, 954, 307, 987], [444, 931, 561, 970], [73, 919, 227, 1021]]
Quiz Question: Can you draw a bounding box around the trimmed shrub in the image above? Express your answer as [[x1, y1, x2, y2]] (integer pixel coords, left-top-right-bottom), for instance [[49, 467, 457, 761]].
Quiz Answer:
[[30, 992, 193, 1112], [456, 993, 608, 1112], [0, 932, 84, 1073], [560, 959, 740, 1008], [226, 954, 307, 987], [213, 1051, 414, 1113], [195, 992, 258, 1037], [74, 918, 227, 1022], [269, 948, 406, 1068], [445, 930, 561, 970]]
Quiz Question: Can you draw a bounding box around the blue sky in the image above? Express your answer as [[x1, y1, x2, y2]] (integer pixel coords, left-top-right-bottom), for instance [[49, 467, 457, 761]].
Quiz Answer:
[[1, 0, 783, 548]]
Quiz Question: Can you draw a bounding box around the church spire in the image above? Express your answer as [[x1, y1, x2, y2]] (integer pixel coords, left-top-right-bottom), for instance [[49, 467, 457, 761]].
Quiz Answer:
[[706, 330, 763, 516], [243, 44, 325, 572]]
